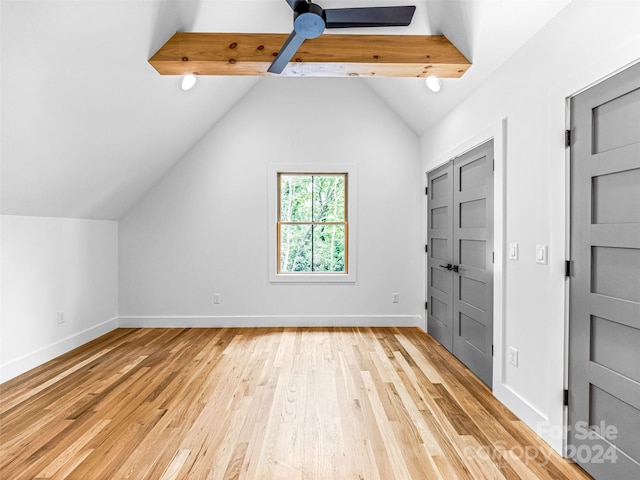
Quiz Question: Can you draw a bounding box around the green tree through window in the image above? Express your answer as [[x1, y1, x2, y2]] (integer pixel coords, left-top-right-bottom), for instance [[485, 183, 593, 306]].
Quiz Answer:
[[278, 173, 347, 273]]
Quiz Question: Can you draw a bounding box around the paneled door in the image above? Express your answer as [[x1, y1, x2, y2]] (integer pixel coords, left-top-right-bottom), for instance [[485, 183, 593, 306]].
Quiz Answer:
[[568, 62, 640, 479], [427, 161, 454, 352], [427, 140, 494, 388]]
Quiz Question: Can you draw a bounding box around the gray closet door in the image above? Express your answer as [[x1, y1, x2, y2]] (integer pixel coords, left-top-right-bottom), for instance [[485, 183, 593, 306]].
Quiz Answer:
[[427, 140, 494, 388], [568, 62, 640, 479], [452, 141, 494, 388], [427, 161, 454, 351]]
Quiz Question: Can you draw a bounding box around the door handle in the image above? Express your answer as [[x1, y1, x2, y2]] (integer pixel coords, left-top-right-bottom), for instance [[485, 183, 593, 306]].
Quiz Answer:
[[452, 265, 459, 273], [439, 263, 453, 271]]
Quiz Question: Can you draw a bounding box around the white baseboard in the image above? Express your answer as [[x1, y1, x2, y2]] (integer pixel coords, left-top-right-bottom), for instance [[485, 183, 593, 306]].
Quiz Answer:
[[118, 315, 423, 329], [0, 317, 119, 383], [493, 382, 563, 453]]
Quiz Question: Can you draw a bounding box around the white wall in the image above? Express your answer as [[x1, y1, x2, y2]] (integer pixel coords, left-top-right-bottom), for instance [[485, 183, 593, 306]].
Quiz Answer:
[[119, 77, 424, 328], [1, 215, 118, 382], [420, 0, 640, 453]]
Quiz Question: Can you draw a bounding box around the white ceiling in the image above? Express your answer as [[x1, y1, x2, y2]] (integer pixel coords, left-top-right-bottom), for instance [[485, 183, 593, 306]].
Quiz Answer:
[[1, 0, 571, 220]]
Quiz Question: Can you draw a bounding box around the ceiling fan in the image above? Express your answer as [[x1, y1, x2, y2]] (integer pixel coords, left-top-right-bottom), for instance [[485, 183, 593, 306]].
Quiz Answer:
[[268, 0, 416, 74], [149, 1, 471, 78]]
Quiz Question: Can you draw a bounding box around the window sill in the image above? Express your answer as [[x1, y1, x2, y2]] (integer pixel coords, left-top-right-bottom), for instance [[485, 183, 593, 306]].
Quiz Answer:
[[269, 272, 356, 284]]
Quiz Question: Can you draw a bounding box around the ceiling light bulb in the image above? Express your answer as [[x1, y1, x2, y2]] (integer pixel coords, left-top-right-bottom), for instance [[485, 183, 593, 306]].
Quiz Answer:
[[181, 74, 197, 91], [426, 76, 442, 93]]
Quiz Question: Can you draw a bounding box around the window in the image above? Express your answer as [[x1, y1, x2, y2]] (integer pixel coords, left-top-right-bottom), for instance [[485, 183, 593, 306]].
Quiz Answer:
[[268, 164, 356, 283], [278, 173, 347, 274]]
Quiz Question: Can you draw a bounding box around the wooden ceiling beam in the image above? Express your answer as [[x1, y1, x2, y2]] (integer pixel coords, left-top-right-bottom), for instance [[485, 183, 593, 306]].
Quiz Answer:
[[149, 32, 470, 78]]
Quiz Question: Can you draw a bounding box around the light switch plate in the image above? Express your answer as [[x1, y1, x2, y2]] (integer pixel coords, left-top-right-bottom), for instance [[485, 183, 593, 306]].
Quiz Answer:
[[536, 245, 548, 265], [509, 243, 519, 260]]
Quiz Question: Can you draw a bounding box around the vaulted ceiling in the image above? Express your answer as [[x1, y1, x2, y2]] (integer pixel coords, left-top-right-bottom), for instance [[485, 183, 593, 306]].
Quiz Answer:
[[1, 0, 571, 220]]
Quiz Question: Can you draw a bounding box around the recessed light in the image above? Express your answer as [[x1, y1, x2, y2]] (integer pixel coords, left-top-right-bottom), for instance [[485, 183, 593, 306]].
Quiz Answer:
[[425, 76, 441, 93], [181, 74, 197, 91]]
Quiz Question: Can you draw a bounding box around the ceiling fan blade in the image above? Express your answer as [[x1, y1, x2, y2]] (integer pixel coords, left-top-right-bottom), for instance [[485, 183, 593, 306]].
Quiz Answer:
[[268, 30, 306, 74], [325, 5, 416, 28], [285, 0, 304, 10]]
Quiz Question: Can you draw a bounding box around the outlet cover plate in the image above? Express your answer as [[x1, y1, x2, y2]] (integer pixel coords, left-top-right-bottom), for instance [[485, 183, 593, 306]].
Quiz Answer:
[[508, 346, 519, 367]]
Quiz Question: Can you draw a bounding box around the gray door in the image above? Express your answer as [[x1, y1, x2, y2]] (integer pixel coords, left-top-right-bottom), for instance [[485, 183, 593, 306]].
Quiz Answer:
[[568, 62, 640, 479], [427, 162, 454, 351], [452, 141, 494, 388], [427, 140, 494, 388]]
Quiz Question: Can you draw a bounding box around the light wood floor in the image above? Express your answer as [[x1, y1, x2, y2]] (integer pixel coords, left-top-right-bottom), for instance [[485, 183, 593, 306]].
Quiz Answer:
[[0, 327, 592, 480]]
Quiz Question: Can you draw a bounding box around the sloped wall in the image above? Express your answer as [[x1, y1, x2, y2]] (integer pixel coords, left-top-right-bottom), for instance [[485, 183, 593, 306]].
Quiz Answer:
[[1, 215, 118, 382], [119, 77, 423, 327], [420, 0, 640, 452]]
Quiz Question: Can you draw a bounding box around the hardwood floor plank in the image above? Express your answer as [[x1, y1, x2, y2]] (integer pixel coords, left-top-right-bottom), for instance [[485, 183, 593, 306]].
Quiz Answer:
[[0, 349, 114, 415], [159, 449, 191, 480], [0, 418, 75, 478], [419, 408, 477, 480], [45, 449, 94, 480], [222, 442, 247, 480], [0, 327, 593, 480], [360, 370, 413, 479], [434, 383, 476, 436], [459, 435, 508, 480], [35, 419, 112, 479]]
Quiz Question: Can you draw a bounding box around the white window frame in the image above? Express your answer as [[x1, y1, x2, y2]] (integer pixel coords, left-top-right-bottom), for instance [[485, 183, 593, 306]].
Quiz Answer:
[[268, 164, 357, 284]]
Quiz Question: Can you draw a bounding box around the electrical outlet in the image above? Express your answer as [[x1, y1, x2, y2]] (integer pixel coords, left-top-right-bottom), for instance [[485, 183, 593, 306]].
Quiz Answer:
[[213, 293, 221, 304], [57, 312, 65, 324], [508, 346, 519, 367], [392, 293, 400, 303]]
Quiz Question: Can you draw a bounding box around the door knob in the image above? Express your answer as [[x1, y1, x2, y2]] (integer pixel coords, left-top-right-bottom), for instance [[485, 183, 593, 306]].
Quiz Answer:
[[439, 264, 453, 271], [452, 265, 459, 273]]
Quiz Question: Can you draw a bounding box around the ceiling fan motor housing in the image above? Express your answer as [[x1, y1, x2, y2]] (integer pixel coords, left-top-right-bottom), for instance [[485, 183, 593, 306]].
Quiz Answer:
[[293, 2, 326, 39]]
